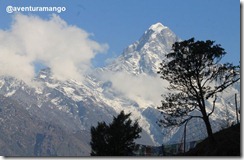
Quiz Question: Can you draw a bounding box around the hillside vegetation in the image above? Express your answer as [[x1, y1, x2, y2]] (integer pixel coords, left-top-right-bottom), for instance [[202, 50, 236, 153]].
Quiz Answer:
[[180, 123, 240, 156]]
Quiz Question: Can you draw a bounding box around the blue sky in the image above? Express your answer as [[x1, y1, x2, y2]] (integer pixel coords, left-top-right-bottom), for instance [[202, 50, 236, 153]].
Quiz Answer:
[[0, 0, 240, 67]]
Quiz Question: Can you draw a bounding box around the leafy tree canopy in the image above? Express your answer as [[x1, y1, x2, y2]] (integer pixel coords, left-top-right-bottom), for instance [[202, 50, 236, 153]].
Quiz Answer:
[[90, 111, 142, 156], [157, 38, 240, 141]]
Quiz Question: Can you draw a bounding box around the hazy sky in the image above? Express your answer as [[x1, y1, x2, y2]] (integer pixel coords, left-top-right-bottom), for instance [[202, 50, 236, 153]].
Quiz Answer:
[[0, 0, 240, 68]]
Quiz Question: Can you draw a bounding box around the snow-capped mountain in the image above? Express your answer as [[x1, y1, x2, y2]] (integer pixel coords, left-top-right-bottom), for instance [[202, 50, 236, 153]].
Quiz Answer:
[[106, 23, 180, 75], [0, 22, 240, 156], [91, 22, 240, 144]]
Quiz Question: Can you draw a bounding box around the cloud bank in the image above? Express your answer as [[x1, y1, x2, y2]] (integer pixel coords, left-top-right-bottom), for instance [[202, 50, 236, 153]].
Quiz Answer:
[[0, 14, 108, 84], [101, 71, 169, 107]]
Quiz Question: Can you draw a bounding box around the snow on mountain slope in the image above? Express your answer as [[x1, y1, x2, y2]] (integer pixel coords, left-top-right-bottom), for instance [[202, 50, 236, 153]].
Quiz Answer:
[[106, 22, 180, 75], [0, 22, 240, 155], [89, 22, 240, 145]]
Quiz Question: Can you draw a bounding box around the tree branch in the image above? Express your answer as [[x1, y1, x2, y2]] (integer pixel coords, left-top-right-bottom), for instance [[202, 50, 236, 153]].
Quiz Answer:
[[207, 95, 217, 117]]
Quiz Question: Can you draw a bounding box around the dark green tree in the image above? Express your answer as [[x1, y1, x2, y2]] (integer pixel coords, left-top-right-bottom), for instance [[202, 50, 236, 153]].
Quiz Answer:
[[157, 38, 240, 143], [90, 111, 142, 156], [90, 122, 109, 156]]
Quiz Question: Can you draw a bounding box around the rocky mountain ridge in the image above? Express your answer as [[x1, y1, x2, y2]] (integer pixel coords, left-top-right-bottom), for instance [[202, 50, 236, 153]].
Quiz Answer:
[[0, 22, 240, 156]]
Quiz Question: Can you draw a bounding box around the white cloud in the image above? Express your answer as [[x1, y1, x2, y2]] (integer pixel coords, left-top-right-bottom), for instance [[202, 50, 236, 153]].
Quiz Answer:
[[101, 71, 169, 107], [0, 14, 108, 84]]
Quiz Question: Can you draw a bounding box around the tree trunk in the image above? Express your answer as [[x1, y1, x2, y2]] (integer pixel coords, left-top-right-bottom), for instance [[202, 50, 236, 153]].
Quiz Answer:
[[203, 114, 215, 143], [199, 101, 215, 144], [197, 82, 215, 144]]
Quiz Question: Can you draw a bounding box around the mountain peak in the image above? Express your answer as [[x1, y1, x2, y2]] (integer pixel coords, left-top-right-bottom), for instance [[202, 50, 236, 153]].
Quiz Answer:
[[148, 22, 167, 33], [108, 22, 178, 75]]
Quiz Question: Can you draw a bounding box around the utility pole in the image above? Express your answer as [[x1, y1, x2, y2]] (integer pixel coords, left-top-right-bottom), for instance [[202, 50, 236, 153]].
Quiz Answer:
[[184, 120, 190, 153], [235, 93, 239, 124]]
